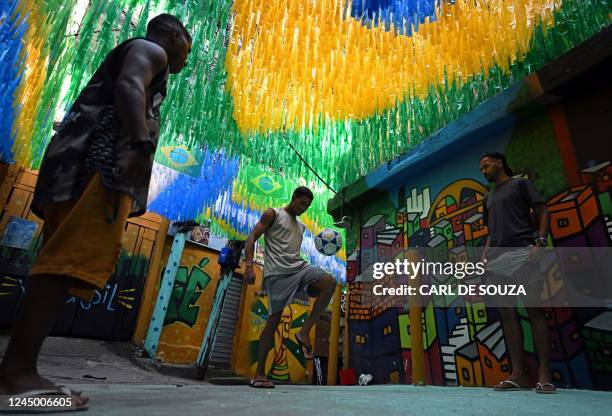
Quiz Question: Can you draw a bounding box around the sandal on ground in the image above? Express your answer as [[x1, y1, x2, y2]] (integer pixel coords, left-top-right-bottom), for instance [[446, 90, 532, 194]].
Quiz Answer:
[[0, 386, 89, 412], [494, 379, 527, 391], [535, 382, 557, 394], [249, 378, 275, 389]]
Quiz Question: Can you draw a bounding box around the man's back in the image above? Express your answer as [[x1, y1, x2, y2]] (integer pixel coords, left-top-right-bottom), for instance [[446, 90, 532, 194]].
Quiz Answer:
[[32, 38, 169, 219]]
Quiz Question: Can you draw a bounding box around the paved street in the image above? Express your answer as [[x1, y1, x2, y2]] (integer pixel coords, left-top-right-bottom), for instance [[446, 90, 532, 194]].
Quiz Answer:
[[1, 336, 612, 416]]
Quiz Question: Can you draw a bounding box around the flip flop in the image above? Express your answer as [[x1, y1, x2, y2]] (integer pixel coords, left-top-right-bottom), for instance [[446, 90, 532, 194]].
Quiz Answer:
[[249, 379, 275, 389], [494, 379, 527, 391], [295, 332, 313, 360], [535, 382, 557, 394], [0, 386, 89, 413]]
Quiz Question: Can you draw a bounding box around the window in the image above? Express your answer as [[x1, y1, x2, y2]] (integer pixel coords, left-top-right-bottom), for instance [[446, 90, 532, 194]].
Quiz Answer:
[[501, 364, 509, 373], [383, 325, 393, 335], [557, 218, 570, 228], [462, 368, 470, 381], [484, 357, 492, 368], [363, 233, 369, 240]]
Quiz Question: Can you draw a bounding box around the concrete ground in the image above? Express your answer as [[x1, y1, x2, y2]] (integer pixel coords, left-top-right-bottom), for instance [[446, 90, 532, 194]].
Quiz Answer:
[[78, 383, 612, 416], [1, 335, 611, 416]]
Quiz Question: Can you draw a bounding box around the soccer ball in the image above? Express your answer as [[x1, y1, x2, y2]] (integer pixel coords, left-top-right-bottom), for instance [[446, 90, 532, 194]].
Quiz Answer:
[[314, 229, 342, 256]]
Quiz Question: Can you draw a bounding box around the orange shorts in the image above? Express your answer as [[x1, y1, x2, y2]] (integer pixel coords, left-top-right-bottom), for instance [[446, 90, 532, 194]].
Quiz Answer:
[[30, 173, 133, 301]]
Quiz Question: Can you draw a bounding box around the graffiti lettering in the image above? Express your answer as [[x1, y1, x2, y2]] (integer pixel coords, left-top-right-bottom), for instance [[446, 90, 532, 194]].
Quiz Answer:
[[164, 257, 212, 327], [66, 283, 118, 311]]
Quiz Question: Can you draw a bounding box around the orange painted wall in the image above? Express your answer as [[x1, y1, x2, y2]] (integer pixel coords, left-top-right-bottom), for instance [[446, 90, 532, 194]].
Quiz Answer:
[[155, 240, 222, 363]]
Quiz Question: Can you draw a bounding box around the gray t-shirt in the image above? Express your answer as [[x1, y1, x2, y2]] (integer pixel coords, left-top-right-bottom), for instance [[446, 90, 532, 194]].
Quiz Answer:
[[484, 177, 544, 247], [263, 208, 307, 276]]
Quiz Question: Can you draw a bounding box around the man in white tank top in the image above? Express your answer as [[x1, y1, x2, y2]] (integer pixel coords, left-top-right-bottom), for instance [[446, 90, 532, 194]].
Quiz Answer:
[[244, 187, 337, 388]]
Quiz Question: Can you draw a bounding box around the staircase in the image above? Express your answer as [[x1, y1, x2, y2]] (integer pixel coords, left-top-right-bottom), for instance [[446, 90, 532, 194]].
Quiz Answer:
[[441, 317, 470, 383]]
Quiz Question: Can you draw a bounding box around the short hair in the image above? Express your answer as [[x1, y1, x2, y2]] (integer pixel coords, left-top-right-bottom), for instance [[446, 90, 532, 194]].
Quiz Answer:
[[147, 14, 191, 43], [481, 152, 514, 177], [292, 186, 314, 201]]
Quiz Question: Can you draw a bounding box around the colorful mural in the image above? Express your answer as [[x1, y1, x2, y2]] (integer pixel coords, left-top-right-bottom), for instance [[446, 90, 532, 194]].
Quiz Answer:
[[249, 300, 310, 382], [232, 264, 313, 383], [2, 0, 610, 279], [345, 105, 612, 388], [155, 242, 221, 363]]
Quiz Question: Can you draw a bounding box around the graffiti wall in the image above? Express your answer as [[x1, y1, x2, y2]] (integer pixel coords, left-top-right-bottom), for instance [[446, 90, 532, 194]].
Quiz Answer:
[[0, 165, 160, 340], [233, 264, 313, 383], [345, 86, 612, 388], [154, 242, 223, 363]]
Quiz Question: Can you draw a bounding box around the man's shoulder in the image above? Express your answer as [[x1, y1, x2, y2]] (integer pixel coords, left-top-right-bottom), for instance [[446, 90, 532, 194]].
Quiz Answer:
[[264, 207, 278, 216], [260, 207, 278, 227], [121, 38, 168, 66], [511, 175, 539, 186], [496, 176, 524, 191]]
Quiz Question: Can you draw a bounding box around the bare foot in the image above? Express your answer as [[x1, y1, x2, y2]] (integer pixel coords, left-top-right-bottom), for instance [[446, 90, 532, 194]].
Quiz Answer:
[[538, 369, 553, 385], [494, 372, 529, 390], [0, 372, 89, 408], [0, 370, 57, 395], [250, 376, 275, 388], [295, 331, 313, 359]]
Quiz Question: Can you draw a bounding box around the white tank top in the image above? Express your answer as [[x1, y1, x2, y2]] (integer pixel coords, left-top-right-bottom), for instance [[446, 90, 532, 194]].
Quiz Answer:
[[263, 208, 307, 276]]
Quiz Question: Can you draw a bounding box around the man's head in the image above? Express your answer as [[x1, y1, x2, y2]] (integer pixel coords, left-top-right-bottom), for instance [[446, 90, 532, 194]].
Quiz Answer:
[[146, 14, 192, 74], [480, 152, 514, 183], [288, 186, 314, 216]]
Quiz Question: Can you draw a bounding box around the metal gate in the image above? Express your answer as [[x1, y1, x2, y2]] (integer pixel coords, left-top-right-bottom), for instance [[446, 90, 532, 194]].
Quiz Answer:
[[208, 272, 243, 368]]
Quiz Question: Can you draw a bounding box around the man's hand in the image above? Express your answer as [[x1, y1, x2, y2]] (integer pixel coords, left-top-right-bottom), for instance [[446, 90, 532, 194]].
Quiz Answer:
[[244, 262, 256, 285], [528, 242, 544, 261]]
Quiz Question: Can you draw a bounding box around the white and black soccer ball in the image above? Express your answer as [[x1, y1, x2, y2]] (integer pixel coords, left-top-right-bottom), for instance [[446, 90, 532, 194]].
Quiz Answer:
[[314, 229, 342, 256]]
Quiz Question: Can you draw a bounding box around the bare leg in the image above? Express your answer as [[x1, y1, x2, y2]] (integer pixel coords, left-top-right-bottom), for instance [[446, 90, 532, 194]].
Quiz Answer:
[[297, 275, 337, 350], [255, 311, 282, 378], [526, 307, 552, 384], [0, 275, 89, 406], [497, 307, 529, 386]]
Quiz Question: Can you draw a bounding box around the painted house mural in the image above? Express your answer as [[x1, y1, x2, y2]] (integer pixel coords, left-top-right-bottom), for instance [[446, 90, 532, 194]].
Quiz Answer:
[[344, 83, 612, 389]]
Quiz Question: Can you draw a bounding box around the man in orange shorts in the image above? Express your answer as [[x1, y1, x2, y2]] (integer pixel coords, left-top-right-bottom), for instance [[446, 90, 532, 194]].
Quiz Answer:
[[0, 14, 191, 410]]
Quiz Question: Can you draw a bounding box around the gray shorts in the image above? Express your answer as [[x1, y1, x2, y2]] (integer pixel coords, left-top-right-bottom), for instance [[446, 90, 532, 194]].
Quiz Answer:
[[486, 259, 546, 306], [263, 265, 329, 314]]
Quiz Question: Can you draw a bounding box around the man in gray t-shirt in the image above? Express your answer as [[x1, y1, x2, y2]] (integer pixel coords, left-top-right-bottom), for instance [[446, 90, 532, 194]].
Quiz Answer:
[[480, 152, 556, 394], [244, 186, 337, 388]]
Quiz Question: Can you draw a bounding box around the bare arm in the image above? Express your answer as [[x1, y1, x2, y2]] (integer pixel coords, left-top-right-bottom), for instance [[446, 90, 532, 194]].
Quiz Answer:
[[114, 40, 167, 149], [534, 203, 550, 242], [481, 197, 490, 261], [482, 237, 490, 262], [245, 208, 276, 265]]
